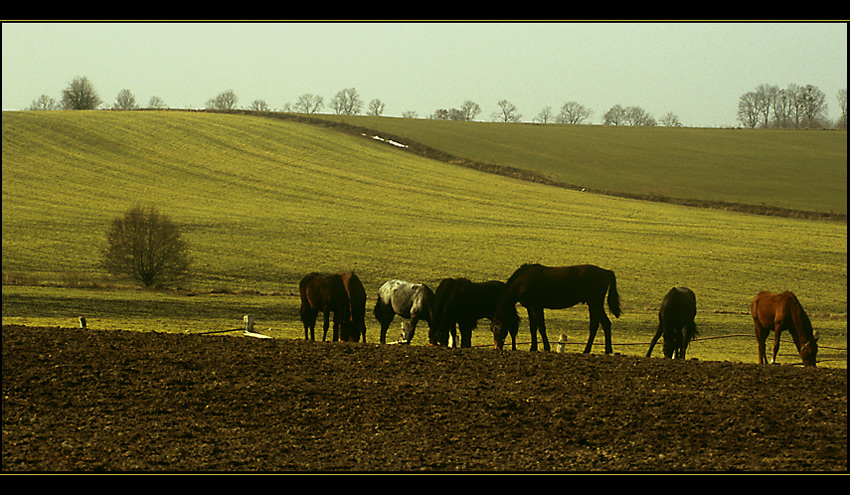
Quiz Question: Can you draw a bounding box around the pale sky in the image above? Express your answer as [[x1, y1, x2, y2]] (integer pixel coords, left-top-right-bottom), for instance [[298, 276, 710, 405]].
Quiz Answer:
[[2, 21, 847, 127]]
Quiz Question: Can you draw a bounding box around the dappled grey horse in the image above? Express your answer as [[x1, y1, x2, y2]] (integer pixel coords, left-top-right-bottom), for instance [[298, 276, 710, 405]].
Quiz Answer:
[[373, 279, 435, 344]]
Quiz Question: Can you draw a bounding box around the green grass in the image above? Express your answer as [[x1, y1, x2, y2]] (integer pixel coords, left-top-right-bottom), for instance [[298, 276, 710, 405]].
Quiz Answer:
[[317, 114, 847, 216], [2, 110, 846, 367]]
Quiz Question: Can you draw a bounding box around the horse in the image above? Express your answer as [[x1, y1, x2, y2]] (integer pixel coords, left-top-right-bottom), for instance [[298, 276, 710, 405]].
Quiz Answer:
[[646, 287, 698, 359], [751, 290, 818, 367], [373, 280, 435, 344], [430, 278, 518, 349], [491, 264, 621, 352], [340, 272, 367, 342], [299, 272, 352, 342]]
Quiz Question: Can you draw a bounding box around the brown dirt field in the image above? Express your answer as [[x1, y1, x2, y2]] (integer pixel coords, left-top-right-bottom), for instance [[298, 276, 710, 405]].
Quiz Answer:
[[2, 324, 846, 472]]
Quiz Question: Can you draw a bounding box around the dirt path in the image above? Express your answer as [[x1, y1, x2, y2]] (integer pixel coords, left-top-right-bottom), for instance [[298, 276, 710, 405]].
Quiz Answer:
[[2, 325, 846, 472]]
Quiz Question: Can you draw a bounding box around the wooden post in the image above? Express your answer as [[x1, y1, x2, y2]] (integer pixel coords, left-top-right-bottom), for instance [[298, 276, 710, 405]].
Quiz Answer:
[[79, 316, 86, 329], [557, 333, 567, 353], [243, 315, 254, 332]]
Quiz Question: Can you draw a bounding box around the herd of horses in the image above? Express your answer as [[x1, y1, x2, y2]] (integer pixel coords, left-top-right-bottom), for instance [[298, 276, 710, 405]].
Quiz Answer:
[[299, 263, 820, 367]]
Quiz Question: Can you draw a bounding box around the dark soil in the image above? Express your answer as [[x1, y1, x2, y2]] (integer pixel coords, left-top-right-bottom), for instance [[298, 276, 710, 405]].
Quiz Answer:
[[2, 324, 846, 472]]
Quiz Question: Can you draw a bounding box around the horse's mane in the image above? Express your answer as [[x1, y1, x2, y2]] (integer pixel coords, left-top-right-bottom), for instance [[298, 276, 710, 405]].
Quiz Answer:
[[505, 263, 541, 286]]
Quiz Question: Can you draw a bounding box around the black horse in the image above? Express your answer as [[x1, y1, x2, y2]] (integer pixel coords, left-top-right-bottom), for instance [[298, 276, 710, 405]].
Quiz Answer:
[[431, 278, 518, 349], [491, 264, 621, 352], [646, 287, 698, 359]]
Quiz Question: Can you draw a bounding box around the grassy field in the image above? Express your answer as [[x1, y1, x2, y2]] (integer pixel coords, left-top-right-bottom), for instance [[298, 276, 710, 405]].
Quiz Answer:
[[316, 114, 847, 216], [2, 110, 846, 366]]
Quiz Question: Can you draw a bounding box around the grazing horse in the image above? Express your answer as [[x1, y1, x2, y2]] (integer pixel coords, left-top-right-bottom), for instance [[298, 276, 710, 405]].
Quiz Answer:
[[751, 290, 818, 367], [491, 264, 621, 352], [430, 278, 518, 349], [299, 272, 351, 342], [646, 287, 698, 359], [373, 280, 435, 344], [340, 272, 367, 342]]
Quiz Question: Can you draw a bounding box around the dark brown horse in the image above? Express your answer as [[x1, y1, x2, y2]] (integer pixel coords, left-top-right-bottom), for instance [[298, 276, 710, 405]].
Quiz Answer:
[[647, 287, 698, 359], [491, 264, 621, 352], [340, 272, 367, 342], [751, 290, 818, 367], [430, 278, 517, 349], [299, 272, 352, 342]]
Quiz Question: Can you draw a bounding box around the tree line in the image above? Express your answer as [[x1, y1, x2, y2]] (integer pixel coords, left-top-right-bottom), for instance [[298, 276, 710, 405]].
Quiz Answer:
[[737, 83, 846, 129], [27, 76, 847, 129]]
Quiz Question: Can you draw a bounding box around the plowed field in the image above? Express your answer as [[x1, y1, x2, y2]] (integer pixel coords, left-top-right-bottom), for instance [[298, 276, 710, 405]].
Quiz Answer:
[[2, 325, 846, 472]]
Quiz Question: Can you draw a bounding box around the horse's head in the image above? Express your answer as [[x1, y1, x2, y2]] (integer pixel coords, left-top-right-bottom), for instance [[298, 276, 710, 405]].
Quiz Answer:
[[490, 319, 507, 350], [800, 331, 819, 367], [400, 321, 414, 343], [338, 319, 358, 342], [428, 323, 449, 346]]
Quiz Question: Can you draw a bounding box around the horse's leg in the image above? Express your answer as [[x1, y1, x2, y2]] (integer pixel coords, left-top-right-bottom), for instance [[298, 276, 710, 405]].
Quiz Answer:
[[526, 307, 539, 351], [459, 322, 474, 348], [584, 305, 601, 354], [682, 321, 696, 360], [771, 323, 783, 364], [647, 321, 664, 357], [752, 317, 768, 364], [450, 323, 459, 348], [322, 309, 331, 341], [537, 307, 551, 352], [598, 309, 612, 355]]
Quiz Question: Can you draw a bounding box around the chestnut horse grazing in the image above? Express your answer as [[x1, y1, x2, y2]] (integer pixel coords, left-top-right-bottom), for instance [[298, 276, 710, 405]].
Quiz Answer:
[[751, 290, 818, 367], [491, 264, 621, 352], [646, 287, 698, 359], [299, 272, 352, 342]]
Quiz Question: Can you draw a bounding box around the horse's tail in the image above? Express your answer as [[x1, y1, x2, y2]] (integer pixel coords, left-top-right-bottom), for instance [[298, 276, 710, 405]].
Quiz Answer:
[[607, 270, 622, 318]]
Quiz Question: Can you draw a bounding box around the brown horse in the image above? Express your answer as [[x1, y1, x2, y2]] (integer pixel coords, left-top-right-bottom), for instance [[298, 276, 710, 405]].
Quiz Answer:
[[751, 290, 818, 367], [491, 264, 621, 352], [340, 272, 367, 342], [299, 272, 352, 342]]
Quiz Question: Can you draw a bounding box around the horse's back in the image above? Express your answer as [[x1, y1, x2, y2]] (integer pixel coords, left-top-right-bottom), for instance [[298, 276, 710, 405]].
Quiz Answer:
[[752, 290, 807, 327]]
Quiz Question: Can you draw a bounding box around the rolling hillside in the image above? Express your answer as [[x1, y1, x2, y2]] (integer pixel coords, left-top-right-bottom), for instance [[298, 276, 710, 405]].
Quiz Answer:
[[312, 113, 847, 218], [2, 111, 846, 353]]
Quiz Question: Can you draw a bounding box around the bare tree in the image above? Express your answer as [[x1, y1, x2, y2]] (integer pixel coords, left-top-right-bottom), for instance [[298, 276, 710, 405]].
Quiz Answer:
[[206, 89, 238, 110], [737, 92, 759, 128], [293, 94, 324, 114], [799, 84, 828, 127], [603, 104, 627, 125], [556, 102, 592, 124], [101, 205, 190, 288], [330, 88, 362, 115], [659, 112, 683, 127], [147, 96, 167, 109], [402, 110, 418, 119], [28, 94, 59, 111], [624, 106, 656, 126], [754, 84, 778, 128], [459, 100, 481, 121], [248, 99, 270, 111], [114, 89, 139, 110], [837, 89, 847, 130], [62, 76, 102, 110], [492, 99, 521, 122], [535, 106, 554, 124], [368, 99, 385, 116]]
